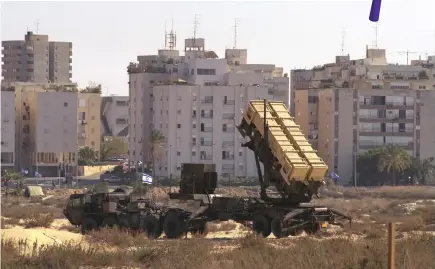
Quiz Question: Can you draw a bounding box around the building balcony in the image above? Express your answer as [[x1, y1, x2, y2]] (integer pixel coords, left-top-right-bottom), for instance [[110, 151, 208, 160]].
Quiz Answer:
[[223, 100, 235, 105], [359, 103, 414, 109], [222, 113, 235, 119], [201, 127, 213, 133], [201, 114, 213, 119], [200, 141, 213, 146], [200, 155, 212, 161], [222, 141, 235, 147], [359, 143, 414, 150], [201, 98, 213, 104], [223, 127, 235, 133], [358, 130, 413, 136], [359, 117, 414, 123]]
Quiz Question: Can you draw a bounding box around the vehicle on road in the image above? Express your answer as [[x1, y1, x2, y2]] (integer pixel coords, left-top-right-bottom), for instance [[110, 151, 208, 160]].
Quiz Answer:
[[101, 175, 123, 184]]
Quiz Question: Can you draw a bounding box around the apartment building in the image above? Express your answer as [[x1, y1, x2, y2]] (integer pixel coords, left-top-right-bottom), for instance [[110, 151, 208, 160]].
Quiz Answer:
[[101, 96, 129, 137], [20, 91, 78, 176], [78, 92, 101, 152], [1, 90, 16, 171], [152, 84, 268, 178], [3, 82, 100, 175], [291, 47, 435, 184], [128, 36, 289, 178], [1, 31, 72, 83]]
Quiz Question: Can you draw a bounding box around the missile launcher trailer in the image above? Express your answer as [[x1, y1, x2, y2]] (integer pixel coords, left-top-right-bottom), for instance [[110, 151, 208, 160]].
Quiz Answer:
[[64, 100, 351, 239]]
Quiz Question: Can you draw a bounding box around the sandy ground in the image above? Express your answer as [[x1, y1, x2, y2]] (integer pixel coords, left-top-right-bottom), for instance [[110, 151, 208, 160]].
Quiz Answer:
[[1, 219, 84, 246]]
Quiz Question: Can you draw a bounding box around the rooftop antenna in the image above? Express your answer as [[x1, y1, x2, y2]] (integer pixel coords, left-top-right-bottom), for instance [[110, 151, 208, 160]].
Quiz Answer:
[[192, 14, 200, 57], [193, 14, 200, 46], [341, 28, 346, 56], [36, 19, 40, 34], [233, 18, 239, 49], [372, 22, 379, 49]]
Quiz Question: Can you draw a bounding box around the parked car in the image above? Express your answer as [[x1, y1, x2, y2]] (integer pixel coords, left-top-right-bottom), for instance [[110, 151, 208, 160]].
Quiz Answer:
[[101, 175, 123, 184]]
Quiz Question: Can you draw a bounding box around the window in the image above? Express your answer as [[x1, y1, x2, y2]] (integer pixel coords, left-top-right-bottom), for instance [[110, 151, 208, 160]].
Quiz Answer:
[[192, 151, 196, 156], [91, 116, 95, 120], [91, 141, 95, 146], [200, 123, 205, 132], [193, 123, 196, 128], [177, 152, 180, 156], [177, 123, 181, 128], [44, 129, 49, 133], [222, 124, 227, 132], [197, 69, 216, 75], [64, 102, 68, 107]]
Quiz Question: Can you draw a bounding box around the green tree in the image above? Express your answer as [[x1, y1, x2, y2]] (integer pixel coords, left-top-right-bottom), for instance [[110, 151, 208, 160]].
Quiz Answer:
[[100, 137, 128, 160], [377, 145, 412, 186], [146, 130, 165, 179], [78, 146, 98, 165], [356, 148, 385, 186], [3, 170, 24, 194], [409, 157, 435, 185]]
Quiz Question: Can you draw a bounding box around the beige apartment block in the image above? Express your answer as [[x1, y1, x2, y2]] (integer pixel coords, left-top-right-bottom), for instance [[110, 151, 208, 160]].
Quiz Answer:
[[1, 90, 16, 170], [101, 96, 129, 137], [2, 31, 72, 83], [291, 47, 435, 184], [19, 91, 78, 176], [78, 92, 101, 153], [128, 36, 289, 178], [4, 82, 101, 175]]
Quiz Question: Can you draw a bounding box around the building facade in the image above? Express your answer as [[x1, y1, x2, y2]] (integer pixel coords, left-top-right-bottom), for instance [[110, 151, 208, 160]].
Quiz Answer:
[[78, 92, 101, 153], [1, 90, 16, 170], [1, 31, 72, 84], [291, 48, 435, 184], [2, 82, 100, 175], [128, 36, 289, 178], [101, 96, 129, 137]]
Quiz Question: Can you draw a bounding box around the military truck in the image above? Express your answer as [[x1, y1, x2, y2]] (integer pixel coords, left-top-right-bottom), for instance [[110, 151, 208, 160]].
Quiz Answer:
[[63, 184, 168, 237]]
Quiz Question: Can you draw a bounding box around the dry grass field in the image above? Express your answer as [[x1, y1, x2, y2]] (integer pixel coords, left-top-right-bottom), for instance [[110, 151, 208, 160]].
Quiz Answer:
[[1, 185, 435, 269]]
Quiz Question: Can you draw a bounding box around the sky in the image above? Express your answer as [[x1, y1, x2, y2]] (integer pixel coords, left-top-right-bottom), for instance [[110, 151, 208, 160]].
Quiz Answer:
[[1, 0, 435, 96]]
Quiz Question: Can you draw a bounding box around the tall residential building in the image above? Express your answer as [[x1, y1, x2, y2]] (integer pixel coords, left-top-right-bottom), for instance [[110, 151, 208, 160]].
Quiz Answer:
[[1, 89, 16, 171], [78, 91, 102, 153], [2, 82, 100, 175], [1, 31, 72, 83], [101, 96, 129, 137], [291, 47, 435, 184], [128, 35, 289, 178]]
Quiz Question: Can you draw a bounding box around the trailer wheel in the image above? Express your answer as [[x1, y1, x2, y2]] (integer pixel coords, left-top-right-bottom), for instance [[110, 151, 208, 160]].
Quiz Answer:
[[142, 215, 162, 239], [271, 218, 285, 238], [253, 215, 271, 238], [191, 223, 208, 238], [101, 217, 118, 228], [163, 211, 187, 239], [81, 217, 98, 234], [305, 223, 321, 235]]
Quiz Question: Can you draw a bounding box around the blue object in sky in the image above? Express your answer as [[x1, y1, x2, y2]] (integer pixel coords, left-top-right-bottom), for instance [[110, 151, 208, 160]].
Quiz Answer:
[[369, 0, 382, 22], [142, 173, 153, 184]]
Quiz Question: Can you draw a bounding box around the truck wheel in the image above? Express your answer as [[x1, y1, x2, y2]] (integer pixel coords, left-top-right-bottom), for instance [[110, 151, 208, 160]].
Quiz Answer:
[[253, 215, 271, 238], [81, 217, 98, 234], [142, 215, 162, 239], [271, 218, 285, 238], [163, 211, 187, 239], [101, 217, 118, 229]]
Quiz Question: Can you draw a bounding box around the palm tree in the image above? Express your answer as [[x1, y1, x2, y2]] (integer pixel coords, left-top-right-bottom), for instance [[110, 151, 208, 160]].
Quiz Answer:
[[139, 130, 165, 180], [377, 145, 412, 185], [411, 157, 435, 185]]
